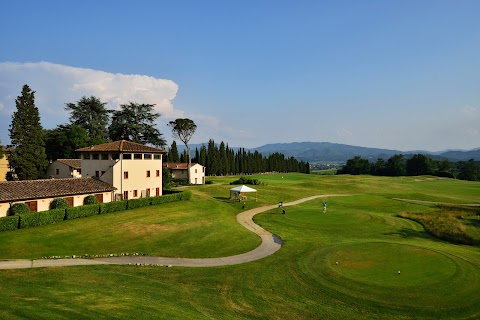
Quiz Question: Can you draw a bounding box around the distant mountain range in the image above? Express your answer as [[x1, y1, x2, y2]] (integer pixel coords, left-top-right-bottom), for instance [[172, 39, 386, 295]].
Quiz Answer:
[[181, 142, 480, 163], [251, 142, 480, 163]]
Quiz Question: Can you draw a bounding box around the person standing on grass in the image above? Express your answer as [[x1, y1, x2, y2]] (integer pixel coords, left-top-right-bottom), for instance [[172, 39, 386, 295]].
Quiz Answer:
[[323, 202, 327, 213]]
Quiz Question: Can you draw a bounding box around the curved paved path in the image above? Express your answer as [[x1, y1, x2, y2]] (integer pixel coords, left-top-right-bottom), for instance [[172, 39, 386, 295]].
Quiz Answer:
[[0, 194, 345, 270]]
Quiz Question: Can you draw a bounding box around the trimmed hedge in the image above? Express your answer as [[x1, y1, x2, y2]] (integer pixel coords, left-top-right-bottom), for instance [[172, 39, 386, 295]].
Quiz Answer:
[[127, 197, 152, 210], [84, 195, 100, 205], [100, 200, 128, 214], [0, 215, 20, 231], [151, 191, 192, 205], [50, 197, 70, 210], [0, 191, 191, 232], [18, 209, 66, 229], [65, 204, 100, 220], [9, 203, 30, 216]]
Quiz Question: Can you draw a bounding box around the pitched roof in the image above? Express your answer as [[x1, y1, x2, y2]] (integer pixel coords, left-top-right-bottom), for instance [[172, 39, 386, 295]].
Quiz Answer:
[[0, 178, 116, 202], [56, 159, 81, 169], [163, 163, 200, 170], [230, 185, 257, 192], [76, 140, 166, 153]]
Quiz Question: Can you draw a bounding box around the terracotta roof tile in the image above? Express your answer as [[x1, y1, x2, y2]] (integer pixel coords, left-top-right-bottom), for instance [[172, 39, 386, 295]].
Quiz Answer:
[[0, 178, 116, 202], [56, 159, 81, 169], [76, 140, 165, 153], [163, 163, 199, 170]]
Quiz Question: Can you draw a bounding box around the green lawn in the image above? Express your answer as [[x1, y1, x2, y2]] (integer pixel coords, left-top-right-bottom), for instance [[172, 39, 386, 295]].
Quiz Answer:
[[0, 174, 479, 319]]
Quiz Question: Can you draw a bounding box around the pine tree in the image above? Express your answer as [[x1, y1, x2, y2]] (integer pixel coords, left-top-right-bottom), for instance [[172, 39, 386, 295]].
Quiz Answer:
[[8, 85, 48, 180], [65, 96, 110, 144]]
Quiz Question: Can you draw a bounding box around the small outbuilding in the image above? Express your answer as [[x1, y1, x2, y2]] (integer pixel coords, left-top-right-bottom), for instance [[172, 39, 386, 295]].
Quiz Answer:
[[230, 185, 257, 201]]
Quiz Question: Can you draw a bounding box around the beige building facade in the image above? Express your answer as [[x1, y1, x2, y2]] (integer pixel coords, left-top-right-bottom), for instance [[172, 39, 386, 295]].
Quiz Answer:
[[76, 140, 166, 200], [45, 159, 82, 179], [164, 163, 205, 185]]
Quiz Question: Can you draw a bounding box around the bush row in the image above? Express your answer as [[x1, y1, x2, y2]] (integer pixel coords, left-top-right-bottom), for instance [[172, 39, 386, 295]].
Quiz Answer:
[[0, 191, 192, 231]]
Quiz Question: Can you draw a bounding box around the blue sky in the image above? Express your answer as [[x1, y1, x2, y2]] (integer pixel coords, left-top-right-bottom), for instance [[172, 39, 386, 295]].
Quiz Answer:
[[1, 1, 479, 151]]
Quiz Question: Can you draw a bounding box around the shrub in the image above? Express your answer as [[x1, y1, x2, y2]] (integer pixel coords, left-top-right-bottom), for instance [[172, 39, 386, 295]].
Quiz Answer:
[[9, 203, 30, 216], [230, 176, 263, 186], [398, 209, 475, 245], [19, 209, 66, 228], [100, 200, 128, 214], [151, 191, 192, 205], [50, 198, 69, 210], [65, 205, 100, 220], [127, 197, 152, 210], [0, 216, 20, 231], [84, 195, 99, 205]]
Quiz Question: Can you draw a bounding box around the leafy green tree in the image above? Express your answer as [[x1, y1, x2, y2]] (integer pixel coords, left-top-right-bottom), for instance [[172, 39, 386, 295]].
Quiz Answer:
[[386, 154, 406, 176], [109, 102, 166, 147], [340, 156, 371, 175], [371, 158, 387, 176], [457, 159, 480, 181], [65, 96, 110, 144], [162, 167, 173, 188], [8, 85, 48, 180], [9, 203, 30, 216], [406, 154, 435, 176], [45, 124, 90, 160], [168, 119, 197, 182]]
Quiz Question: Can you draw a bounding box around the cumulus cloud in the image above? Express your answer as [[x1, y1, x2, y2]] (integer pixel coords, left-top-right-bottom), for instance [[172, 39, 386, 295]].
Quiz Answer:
[[0, 61, 180, 141]]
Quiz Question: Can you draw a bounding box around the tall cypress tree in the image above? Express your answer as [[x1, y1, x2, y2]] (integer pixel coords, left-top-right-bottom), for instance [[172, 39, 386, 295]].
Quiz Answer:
[[168, 141, 180, 163], [8, 85, 48, 180]]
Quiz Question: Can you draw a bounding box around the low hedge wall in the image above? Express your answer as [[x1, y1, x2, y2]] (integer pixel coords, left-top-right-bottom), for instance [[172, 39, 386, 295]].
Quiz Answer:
[[0, 215, 20, 231], [65, 204, 100, 220], [100, 200, 128, 214], [151, 191, 192, 205], [18, 209, 66, 229], [0, 191, 191, 232], [127, 197, 152, 210]]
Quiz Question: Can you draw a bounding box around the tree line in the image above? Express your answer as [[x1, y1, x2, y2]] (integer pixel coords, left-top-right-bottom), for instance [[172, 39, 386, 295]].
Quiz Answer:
[[165, 139, 310, 175], [338, 154, 480, 181], [3, 84, 169, 180]]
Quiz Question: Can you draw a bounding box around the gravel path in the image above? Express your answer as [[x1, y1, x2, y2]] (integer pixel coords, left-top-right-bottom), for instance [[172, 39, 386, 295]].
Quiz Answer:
[[0, 194, 345, 269]]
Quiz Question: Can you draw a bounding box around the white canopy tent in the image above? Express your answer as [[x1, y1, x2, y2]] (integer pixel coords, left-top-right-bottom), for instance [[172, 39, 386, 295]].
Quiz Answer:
[[230, 185, 257, 201]]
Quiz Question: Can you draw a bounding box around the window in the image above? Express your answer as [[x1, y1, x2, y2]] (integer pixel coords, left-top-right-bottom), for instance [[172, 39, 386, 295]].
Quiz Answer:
[[83, 154, 90, 160], [112, 153, 120, 160], [123, 191, 128, 200], [124, 171, 129, 179], [195, 169, 197, 173], [101, 154, 109, 160], [92, 154, 100, 160], [123, 154, 132, 160], [134, 154, 142, 160], [144, 153, 152, 159], [101, 171, 105, 175], [56, 169, 59, 175], [156, 170, 160, 177], [146, 170, 151, 178], [95, 171, 100, 177], [154, 154, 161, 160], [156, 187, 160, 196], [133, 190, 138, 197], [146, 189, 150, 196]]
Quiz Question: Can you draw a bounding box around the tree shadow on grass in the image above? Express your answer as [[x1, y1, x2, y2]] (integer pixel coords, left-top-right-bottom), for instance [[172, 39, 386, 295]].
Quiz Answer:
[[383, 228, 433, 241], [214, 196, 230, 201]]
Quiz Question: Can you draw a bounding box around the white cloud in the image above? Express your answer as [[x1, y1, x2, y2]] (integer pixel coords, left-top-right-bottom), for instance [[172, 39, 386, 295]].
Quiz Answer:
[[0, 61, 180, 143], [463, 104, 477, 114], [336, 127, 352, 137]]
